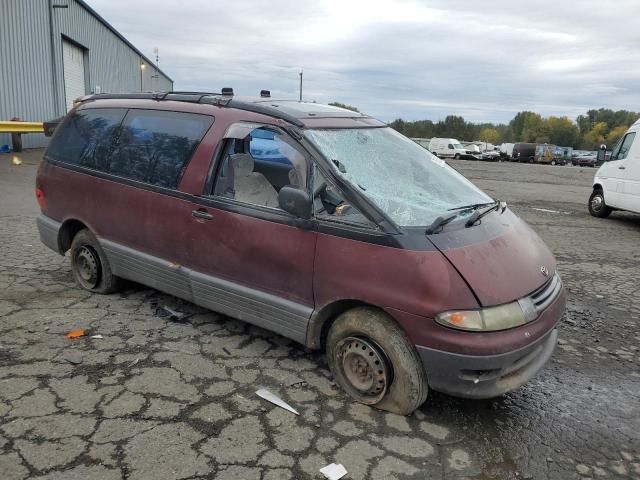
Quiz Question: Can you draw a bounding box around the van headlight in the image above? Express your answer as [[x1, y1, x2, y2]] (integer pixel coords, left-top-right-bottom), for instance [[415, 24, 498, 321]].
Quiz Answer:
[[435, 298, 536, 331]]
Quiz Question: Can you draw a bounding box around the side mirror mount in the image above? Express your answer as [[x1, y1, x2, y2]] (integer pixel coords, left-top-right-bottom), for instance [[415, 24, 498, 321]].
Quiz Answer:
[[278, 186, 312, 220]]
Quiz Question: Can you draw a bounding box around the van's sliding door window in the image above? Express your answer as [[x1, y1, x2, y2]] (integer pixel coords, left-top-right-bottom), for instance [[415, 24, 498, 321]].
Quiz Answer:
[[109, 110, 213, 189]]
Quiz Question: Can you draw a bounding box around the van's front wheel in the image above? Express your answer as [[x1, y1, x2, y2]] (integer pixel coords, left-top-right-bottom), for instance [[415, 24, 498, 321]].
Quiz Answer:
[[70, 229, 122, 293], [326, 307, 428, 415], [588, 189, 612, 218]]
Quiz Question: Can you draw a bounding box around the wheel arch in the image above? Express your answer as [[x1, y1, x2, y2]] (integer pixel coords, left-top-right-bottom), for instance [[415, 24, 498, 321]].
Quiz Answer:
[[592, 182, 604, 192], [58, 219, 89, 253], [305, 299, 401, 350]]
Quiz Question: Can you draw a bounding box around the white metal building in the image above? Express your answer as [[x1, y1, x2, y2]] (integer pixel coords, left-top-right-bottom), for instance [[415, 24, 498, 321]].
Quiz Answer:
[[0, 0, 174, 148]]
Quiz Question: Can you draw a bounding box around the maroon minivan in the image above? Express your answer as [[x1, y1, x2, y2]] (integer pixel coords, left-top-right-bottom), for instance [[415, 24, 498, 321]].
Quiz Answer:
[[36, 92, 565, 414]]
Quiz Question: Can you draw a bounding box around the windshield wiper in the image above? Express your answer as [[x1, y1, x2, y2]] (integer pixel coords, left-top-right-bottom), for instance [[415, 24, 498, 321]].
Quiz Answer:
[[465, 201, 506, 228], [448, 201, 496, 212], [425, 213, 458, 235]]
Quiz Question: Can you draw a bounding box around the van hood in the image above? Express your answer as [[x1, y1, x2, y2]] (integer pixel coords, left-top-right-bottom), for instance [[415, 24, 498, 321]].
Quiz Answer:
[[427, 209, 556, 306]]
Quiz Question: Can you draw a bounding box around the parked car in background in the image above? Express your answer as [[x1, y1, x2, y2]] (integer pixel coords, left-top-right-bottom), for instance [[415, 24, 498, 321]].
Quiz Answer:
[[470, 142, 501, 161], [429, 138, 467, 159], [513, 143, 537, 162], [462, 142, 480, 154], [36, 92, 566, 415], [572, 151, 597, 167], [535, 144, 573, 165], [589, 119, 640, 217]]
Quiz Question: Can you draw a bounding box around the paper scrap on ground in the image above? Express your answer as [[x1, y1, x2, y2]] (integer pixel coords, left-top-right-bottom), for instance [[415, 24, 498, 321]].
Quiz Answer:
[[90, 334, 104, 339], [162, 306, 183, 317], [65, 329, 86, 339], [256, 389, 299, 415], [320, 463, 348, 480]]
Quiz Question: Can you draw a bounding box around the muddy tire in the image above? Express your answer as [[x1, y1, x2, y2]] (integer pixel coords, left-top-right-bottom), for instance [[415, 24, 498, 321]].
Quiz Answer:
[[326, 307, 428, 415], [588, 189, 612, 218], [70, 229, 122, 294]]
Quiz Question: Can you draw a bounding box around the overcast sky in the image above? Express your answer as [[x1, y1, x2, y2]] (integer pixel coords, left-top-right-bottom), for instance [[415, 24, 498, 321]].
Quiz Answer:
[[87, 0, 640, 124]]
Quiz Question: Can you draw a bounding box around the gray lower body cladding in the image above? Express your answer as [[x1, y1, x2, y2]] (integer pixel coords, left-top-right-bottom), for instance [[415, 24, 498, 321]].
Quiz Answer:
[[35, 215, 311, 344], [98, 239, 311, 345]]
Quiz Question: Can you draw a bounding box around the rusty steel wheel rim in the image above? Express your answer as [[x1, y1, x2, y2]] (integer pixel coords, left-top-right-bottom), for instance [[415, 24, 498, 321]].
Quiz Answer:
[[75, 245, 100, 289], [335, 336, 392, 404]]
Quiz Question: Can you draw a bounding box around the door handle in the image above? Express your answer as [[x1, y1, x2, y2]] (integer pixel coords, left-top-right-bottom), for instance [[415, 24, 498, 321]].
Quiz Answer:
[[192, 208, 213, 220], [618, 166, 626, 170]]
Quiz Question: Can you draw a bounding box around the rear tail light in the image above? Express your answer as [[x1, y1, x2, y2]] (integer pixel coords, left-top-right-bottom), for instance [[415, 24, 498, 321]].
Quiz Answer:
[[35, 188, 45, 210]]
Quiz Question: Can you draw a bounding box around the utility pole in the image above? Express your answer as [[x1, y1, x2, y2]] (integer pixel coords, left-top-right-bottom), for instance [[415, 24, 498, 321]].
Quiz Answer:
[[299, 70, 303, 102], [152, 47, 159, 91]]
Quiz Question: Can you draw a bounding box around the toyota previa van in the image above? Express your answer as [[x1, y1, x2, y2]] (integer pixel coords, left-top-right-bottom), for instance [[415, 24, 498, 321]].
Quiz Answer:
[[36, 92, 566, 414], [589, 119, 640, 218]]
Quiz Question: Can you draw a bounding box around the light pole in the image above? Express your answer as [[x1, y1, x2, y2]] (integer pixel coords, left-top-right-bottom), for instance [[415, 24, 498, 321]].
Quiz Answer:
[[299, 70, 303, 102], [140, 63, 145, 92]]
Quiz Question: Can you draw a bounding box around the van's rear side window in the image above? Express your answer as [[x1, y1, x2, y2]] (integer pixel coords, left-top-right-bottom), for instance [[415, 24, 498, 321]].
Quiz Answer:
[[108, 110, 213, 188], [46, 108, 126, 170]]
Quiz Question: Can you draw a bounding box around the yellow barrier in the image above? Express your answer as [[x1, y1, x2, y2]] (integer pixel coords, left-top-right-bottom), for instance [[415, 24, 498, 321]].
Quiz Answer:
[[0, 121, 44, 134]]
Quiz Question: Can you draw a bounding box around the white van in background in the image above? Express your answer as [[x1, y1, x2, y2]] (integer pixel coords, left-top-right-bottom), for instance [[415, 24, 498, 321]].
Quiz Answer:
[[500, 143, 515, 159], [429, 138, 466, 159], [589, 119, 640, 217]]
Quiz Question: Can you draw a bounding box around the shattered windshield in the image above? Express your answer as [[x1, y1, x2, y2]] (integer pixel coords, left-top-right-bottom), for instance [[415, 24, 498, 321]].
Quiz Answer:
[[304, 127, 492, 227]]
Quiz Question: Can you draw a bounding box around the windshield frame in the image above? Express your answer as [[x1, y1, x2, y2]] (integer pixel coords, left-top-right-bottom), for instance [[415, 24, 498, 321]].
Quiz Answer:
[[301, 126, 494, 231]]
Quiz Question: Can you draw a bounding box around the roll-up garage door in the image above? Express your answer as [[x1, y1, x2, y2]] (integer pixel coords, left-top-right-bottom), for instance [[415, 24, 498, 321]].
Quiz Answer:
[[62, 40, 86, 111]]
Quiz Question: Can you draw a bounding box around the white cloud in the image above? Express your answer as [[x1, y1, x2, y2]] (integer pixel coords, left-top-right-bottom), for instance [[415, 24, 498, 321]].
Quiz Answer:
[[85, 0, 640, 123]]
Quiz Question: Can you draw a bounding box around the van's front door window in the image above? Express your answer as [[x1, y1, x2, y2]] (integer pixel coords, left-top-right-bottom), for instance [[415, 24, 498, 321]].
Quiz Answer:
[[213, 127, 307, 210], [612, 132, 636, 161]]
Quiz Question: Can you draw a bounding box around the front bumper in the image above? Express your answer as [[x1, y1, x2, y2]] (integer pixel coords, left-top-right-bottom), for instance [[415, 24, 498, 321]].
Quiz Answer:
[[417, 327, 558, 398]]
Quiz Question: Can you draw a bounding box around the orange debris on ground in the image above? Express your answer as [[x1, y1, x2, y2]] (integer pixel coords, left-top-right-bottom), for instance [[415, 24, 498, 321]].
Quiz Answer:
[[65, 329, 86, 339]]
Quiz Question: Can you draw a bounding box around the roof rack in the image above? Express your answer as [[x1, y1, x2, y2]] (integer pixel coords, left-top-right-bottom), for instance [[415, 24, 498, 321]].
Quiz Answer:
[[81, 92, 305, 127], [87, 92, 223, 104]]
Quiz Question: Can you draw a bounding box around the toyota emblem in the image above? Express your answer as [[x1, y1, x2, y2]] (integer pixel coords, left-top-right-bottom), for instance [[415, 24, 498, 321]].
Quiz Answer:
[[540, 265, 549, 277]]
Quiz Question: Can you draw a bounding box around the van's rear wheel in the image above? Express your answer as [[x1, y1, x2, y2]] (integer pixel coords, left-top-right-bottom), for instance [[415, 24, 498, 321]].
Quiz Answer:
[[588, 189, 612, 218], [454, 153, 460, 159], [70, 229, 122, 293], [326, 307, 428, 415]]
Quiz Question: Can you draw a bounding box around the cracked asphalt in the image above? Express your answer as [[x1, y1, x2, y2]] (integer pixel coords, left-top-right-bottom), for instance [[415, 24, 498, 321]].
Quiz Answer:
[[0, 150, 639, 480]]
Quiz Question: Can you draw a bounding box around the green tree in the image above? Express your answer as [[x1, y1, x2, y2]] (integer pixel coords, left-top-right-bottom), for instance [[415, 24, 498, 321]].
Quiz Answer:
[[546, 116, 580, 147], [509, 111, 538, 140], [436, 115, 467, 139], [328, 102, 359, 112], [606, 125, 628, 148], [584, 122, 609, 149], [478, 128, 500, 144], [521, 112, 547, 142]]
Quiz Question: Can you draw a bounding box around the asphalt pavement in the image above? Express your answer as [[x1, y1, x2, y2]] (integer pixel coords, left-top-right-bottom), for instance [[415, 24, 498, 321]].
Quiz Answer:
[[0, 151, 638, 480]]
